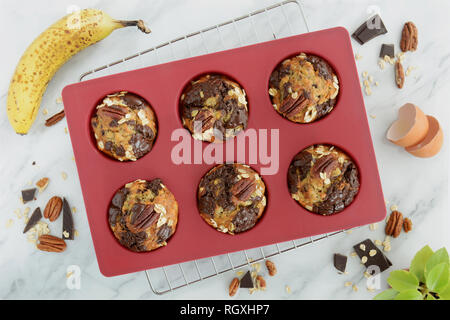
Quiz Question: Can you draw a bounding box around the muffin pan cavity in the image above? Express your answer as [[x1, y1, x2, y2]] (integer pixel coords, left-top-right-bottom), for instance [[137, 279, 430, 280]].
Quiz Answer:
[[287, 144, 360, 215], [62, 27, 386, 276], [90, 91, 158, 162], [268, 53, 339, 124], [179, 73, 249, 143]]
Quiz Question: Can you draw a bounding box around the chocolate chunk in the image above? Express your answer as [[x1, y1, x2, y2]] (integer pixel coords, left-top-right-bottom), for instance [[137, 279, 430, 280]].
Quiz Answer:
[[104, 141, 113, 151], [23, 207, 42, 233], [240, 271, 254, 289], [108, 206, 121, 227], [313, 160, 360, 215], [62, 198, 74, 240], [306, 55, 333, 80], [232, 206, 259, 233], [21, 188, 37, 203], [379, 43, 395, 58], [333, 253, 347, 273], [315, 99, 335, 119], [113, 145, 125, 157], [288, 151, 313, 193], [146, 178, 162, 196], [129, 133, 151, 158], [111, 187, 129, 208], [120, 230, 147, 252], [198, 195, 216, 216], [353, 239, 392, 274], [198, 164, 237, 216], [157, 224, 172, 243], [352, 15, 387, 45], [122, 92, 145, 109]]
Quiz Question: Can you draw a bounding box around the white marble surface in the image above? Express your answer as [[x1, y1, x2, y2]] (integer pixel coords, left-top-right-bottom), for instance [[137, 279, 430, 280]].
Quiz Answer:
[[0, 0, 449, 300]]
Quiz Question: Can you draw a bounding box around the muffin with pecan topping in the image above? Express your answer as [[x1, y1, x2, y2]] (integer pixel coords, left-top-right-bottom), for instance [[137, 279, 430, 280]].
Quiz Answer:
[[91, 91, 157, 161], [269, 53, 339, 123], [288, 145, 359, 215], [198, 163, 266, 235], [180, 74, 248, 142], [108, 178, 178, 252]]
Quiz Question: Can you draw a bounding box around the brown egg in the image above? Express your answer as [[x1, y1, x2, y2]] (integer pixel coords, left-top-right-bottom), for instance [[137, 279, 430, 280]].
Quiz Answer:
[[386, 103, 429, 147], [405, 116, 443, 158]]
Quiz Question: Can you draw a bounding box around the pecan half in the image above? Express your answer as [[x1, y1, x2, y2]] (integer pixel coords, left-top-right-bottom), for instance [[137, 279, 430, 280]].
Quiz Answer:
[[385, 210, 403, 238], [400, 22, 418, 52], [231, 178, 257, 201], [265, 260, 277, 276], [37, 234, 67, 252], [45, 110, 65, 127], [279, 92, 308, 117], [403, 217, 413, 233], [98, 105, 128, 120], [130, 204, 159, 231], [194, 110, 215, 132], [395, 61, 405, 89], [312, 154, 338, 178], [43, 196, 63, 222], [229, 277, 240, 297]]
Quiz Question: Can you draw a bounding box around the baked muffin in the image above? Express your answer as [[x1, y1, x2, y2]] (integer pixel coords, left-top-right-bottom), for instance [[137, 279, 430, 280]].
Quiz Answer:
[[91, 91, 157, 161], [198, 163, 266, 235], [180, 74, 248, 142], [288, 145, 360, 215], [269, 53, 339, 123], [108, 178, 178, 252]]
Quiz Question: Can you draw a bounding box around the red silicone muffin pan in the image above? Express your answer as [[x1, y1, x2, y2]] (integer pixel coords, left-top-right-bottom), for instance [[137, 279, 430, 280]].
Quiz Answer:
[[62, 27, 386, 277]]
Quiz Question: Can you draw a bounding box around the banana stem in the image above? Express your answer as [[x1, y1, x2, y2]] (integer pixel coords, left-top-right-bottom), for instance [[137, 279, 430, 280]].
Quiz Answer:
[[115, 19, 151, 34]]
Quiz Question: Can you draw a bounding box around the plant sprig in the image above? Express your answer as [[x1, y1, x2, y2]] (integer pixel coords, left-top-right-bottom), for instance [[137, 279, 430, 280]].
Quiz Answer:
[[374, 245, 450, 300]]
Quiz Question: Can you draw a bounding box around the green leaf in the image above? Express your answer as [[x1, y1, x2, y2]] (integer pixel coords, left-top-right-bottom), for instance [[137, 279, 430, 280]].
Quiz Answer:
[[410, 245, 434, 283], [438, 284, 450, 300], [425, 248, 449, 279], [387, 270, 419, 292], [394, 289, 423, 300], [426, 263, 449, 293], [373, 288, 399, 300]]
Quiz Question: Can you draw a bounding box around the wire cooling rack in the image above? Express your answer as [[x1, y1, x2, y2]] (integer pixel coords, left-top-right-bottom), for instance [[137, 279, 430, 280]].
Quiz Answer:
[[79, 0, 354, 295]]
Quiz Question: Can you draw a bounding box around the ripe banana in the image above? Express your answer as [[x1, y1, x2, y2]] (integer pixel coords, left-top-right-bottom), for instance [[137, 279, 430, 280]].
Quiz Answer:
[[7, 9, 150, 134]]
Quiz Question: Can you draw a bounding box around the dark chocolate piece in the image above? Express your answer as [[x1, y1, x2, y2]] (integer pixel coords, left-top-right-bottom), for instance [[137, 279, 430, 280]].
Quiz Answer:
[[21, 188, 37, 203], [380, 44, 395, 58], [352, 15, 387, 45], [62, 198, 74, 240], [23, 207, 42, 233], [240, 271, 254, 289], [333, 253, 347, 273], [353, 239, 392, 274]]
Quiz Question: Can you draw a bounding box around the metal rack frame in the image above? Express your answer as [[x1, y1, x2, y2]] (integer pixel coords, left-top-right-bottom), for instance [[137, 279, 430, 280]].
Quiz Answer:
[[79, 0, 354, 295]]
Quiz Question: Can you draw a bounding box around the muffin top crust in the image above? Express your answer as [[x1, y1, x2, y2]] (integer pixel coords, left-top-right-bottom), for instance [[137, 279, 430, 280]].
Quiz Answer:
[[197, 163, 266, 235], [108, 178, 178, 252], [288, 145, 359, 215], [91, 91, 157, 161], [180, 74, 248, 142], [269, 53, 339, 123]]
